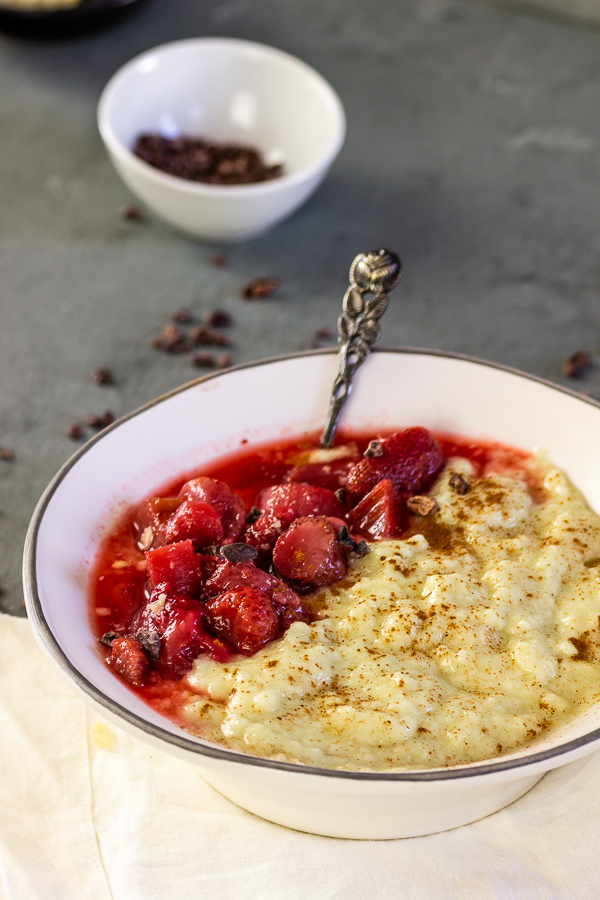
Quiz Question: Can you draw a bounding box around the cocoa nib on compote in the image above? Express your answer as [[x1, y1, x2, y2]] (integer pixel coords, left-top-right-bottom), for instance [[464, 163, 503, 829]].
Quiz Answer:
[[96, 426, 448, 688]]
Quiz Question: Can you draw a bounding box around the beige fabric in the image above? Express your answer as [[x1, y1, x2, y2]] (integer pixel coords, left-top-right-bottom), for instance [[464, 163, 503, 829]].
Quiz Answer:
[[1, 612, 600, 899]]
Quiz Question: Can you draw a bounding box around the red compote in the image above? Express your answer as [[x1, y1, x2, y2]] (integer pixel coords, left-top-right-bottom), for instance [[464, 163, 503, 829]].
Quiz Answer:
[[91, 427, 538, 726]]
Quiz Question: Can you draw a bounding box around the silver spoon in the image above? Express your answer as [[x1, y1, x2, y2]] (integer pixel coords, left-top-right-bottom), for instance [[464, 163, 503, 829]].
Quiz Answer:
[[321, 248, 402, 447]]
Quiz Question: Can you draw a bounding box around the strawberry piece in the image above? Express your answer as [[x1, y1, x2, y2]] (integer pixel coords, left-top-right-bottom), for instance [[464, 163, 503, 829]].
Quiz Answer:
[[165, 499, 224, 549], [205, 560, 306, 629], [347, 479, 406, 539], [272, 516, 347, 589], [134, 587, 229, 676], [345, 427, 445, 500], [205, 587, 279, 654], [146, 539, 203, 595], [179, 476, 246, 543], [109, 636, 150, 687], [132, 496, 183, 550], [258, 482, 345, 519], [247, 482, 346, 555]]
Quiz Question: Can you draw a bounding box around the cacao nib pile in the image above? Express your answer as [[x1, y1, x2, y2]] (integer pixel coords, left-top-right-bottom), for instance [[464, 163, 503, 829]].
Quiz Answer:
[[133, 133, 284, 185], [102, 427, 446, 687]]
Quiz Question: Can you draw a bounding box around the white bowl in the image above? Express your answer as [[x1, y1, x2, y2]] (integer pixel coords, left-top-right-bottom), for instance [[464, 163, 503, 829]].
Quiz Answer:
[[23, 350, 600, 839], [97, 38, 346, 242]]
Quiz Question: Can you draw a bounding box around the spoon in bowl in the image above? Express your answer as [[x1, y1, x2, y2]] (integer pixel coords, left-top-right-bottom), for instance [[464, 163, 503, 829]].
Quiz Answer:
[[321, 248, 402, 447]]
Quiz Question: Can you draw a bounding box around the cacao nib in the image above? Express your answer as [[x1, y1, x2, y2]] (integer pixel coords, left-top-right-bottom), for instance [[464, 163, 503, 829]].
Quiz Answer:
[[66, 423, 84, 440], [0, 449, 14, 461], [562, 350, 591, 378], [191, 351, 216, 369], [364, 440, 383, 459], [210, 254, 227, 268], [87, 410, 115, 429], [133, 133, 283, 186], [202, 310, 232, 327], [119, 204, 143, 221], [241, 277, 280, 300], [407, 495, 438, 516], [190, 325, 230, 347], [92, 366, 113, 385], [133, 629, 161, 660], [152, 324, 188, 353], [216, 354, 232, 370], [171, 307, 194, 324], [219, 543, 259, 564], [100, 631, 118, 647], [449, 472, 470, 495]]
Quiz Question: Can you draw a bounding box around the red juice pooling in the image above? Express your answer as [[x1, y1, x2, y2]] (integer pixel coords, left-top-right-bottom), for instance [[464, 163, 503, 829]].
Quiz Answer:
[[92, 428, 538, 708]]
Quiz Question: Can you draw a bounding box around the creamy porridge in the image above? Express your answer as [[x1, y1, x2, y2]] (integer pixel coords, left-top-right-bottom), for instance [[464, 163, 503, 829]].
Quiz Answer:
[[184, 456, 600, 770]]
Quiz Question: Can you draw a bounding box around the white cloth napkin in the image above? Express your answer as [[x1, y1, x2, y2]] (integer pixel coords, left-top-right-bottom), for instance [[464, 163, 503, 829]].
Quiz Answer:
[[1, 612, 599, 900]]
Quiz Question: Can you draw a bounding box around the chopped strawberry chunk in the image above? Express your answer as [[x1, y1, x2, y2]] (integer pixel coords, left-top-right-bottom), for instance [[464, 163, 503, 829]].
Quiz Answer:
[[258, 482, 345, 518], [345, 427, 445, 500], [109, 636, 150, 686], [134, 586, 229, 676], [247, 482, 346, 555], [146, 539, 203, 595], [165, 500, 224, 549], [179, 476, 246, 543], [347, 479, 406, 539], [205, 587, 279, 654], [132, 496, 183, 550], [272, 516, 347, 589], [204, 560, 306, 629]]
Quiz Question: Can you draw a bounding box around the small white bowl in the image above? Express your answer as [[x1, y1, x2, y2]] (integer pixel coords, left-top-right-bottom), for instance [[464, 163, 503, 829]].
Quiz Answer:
[[97, 38, 346, 242], [23, 350, 600, 839]]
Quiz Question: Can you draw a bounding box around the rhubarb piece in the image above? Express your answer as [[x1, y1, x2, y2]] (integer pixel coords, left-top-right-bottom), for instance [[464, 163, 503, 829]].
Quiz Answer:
[[133, 587, 229, 676], [145, 539, 203, 595], [109, 636, 150, 687], [165, 500, 224, 549], [347, 479, 405, 539], [272, 516, 348, 589], [205, 587, 279, 654], [179, 476, 246, 543]]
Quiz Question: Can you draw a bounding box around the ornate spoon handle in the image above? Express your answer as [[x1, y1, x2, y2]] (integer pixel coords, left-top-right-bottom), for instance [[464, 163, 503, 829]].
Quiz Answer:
[[321, 249, 402, 447]]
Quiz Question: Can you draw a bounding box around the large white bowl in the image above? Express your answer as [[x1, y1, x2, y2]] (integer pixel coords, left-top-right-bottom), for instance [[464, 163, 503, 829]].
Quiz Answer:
[[23, 350, 600, 839], [97, 38, 346, 242]]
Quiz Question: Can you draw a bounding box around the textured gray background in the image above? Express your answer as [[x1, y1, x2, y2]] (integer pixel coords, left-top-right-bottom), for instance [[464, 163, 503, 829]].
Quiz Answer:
[[1, 0, 600, 614]]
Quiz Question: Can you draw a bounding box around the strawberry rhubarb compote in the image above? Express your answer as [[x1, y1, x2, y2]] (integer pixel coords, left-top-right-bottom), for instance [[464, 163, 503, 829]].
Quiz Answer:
[[93, 428, 600, 771]]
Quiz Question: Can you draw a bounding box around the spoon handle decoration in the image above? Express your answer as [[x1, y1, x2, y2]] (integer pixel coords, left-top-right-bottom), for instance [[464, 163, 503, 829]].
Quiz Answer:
[[321, 249, 402, 448]]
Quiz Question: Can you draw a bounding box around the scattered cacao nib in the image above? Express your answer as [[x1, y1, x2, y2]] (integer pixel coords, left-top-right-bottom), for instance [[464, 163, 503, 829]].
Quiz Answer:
[[302, 339, 320, 350], [241, 277, 280, 300], [407, 495, 439, 517], [216, 354, 232, 370], [316, 327, 333, 340], [133, 629, 161, 660], [171, 307, 193, 324], [133, 133, 283, 185], [100, 631, 118, 647], [210, 254, 227, 268], [218, 543, 258, 564], [364, 440, 383, 459], [66, 422, 84, 440], [0, 449, 14, 461], [336, 525, 370, 558], [562, 350, 591, 378], [449, 472, 470, 495], [202, 309, 232, 327], [92, 366, 114, 385], [190, 324, 230, 347], [87, 410, 115, 429], [334, 487, 346, 504], [119, 204, 143, 221], [152, 324, 188, 353], [191, 351, 216, 369], [246, 506, 261, 524]]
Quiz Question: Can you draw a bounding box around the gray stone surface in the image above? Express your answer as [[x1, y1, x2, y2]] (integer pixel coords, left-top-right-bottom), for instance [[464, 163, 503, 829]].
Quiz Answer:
[[1, 0, 600, 614]]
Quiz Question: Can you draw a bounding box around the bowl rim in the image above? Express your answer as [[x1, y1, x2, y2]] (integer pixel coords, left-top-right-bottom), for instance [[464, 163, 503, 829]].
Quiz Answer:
[[23, 346, 600, 782], [97, 36, 347, 198]]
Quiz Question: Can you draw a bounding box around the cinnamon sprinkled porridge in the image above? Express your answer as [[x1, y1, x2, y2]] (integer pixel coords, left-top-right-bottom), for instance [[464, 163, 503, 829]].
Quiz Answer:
[[185, 456, 600, 770]]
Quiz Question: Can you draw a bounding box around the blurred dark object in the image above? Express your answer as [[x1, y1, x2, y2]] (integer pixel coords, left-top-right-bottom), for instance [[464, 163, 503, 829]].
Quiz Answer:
[[0, 0, 149, 39]]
